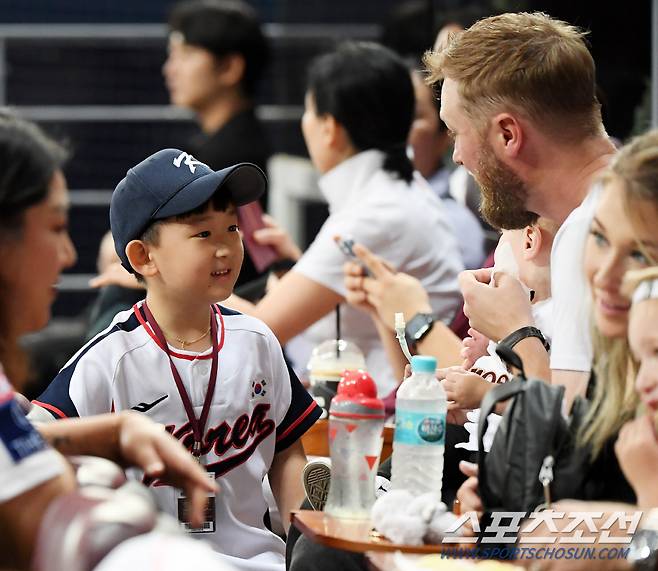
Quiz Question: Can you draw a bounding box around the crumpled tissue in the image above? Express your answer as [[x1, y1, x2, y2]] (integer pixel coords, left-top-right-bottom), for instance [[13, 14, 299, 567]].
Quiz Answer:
[[370, 490, 460, 545]]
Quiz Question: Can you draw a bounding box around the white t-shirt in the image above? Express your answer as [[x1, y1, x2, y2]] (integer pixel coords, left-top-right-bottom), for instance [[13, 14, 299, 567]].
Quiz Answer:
[[0, 365, 64, 502], [293, 150, 464, 394], [34, 303, 321, 571], [549, 186, 601, 373]]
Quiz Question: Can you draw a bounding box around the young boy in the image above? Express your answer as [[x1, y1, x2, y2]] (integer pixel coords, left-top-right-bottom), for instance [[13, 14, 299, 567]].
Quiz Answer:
[[32, 149, 321, 570], [447, 218, 558, 452]]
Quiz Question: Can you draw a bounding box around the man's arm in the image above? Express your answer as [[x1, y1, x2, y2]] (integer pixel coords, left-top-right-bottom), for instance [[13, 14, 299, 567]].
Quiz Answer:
[[269, 439, 307, 534], [512, 337, 551, 381]]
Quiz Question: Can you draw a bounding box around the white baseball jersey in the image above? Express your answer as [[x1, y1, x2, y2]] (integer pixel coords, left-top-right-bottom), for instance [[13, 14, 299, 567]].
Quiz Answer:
[[0, 364, 64, 502], [34, 302, 321, 571]]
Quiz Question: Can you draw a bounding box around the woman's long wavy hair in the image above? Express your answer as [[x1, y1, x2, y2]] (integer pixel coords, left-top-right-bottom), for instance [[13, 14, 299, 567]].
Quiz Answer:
[[0, 111, 67, 388], [579, 130, 658, 458]]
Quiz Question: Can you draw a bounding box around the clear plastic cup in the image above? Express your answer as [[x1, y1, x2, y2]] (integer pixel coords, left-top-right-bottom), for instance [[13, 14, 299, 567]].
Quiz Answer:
[[307, 339, 366, 418]]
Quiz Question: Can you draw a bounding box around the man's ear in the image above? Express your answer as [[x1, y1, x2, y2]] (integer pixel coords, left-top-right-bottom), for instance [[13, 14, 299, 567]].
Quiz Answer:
[[490, 112, 523, 159], [125, 240, 158, 278], [522, 225, 543, 262], [215, 53, 246, 88]]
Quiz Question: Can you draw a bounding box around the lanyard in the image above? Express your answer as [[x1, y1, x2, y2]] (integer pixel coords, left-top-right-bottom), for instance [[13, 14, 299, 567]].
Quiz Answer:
[[143, 302, 220, 459]]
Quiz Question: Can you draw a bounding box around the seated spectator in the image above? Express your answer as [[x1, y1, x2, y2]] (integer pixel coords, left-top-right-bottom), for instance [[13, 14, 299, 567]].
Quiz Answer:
[[0, 111, 218, 570], [164, 0, 271, 290], [427, 12, 616, 407], [446, 219, 557, 452], [85, 231, 144, 340], [33, 148, 320, 569], [408, 69, 486, 269], [617, 266, 658, 509], [226, 42, 464, 395], [493, 268, 658, 571]]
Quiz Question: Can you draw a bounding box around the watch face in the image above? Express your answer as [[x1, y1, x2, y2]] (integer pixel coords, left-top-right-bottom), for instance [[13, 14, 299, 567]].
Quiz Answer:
[[408, 314, 434, 341], [414, 322, 431, 340]]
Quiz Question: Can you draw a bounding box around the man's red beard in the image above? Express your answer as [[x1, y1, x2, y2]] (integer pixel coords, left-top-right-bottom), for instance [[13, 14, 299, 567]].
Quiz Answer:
[[475, 142, 538, 230]]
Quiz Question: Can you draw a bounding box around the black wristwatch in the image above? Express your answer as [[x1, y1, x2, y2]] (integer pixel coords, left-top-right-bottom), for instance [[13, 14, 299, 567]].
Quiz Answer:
[[405, 313, 435, 347], [498, 326, 550, 352]]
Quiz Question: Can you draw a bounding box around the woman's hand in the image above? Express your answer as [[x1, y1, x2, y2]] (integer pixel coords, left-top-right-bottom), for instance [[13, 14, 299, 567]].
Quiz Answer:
[[342, 242, 432, 329], [461, 328, 490, 370], [615, 414, 658, 508], [117, 412, 217, 528], [252, 214, 302, 262], [343, 259, 378, 316]]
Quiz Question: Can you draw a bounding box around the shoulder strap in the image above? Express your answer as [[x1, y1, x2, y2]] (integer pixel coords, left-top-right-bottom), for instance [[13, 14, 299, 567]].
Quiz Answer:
[[477, 379, 526, 507]]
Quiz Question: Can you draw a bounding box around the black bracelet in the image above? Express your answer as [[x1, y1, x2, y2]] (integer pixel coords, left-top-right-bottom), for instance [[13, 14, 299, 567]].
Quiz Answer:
[[498, 326, 550, 352]]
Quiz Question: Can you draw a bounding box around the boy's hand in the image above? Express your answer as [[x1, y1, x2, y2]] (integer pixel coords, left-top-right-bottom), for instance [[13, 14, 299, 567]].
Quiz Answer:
[[459, 269, 534, 341], [252, 214, 302, 262], [443, 370, 492, 410], [461, 328, 490, 370], [435, 366, 467, 381], [117, 411, 217, 529]]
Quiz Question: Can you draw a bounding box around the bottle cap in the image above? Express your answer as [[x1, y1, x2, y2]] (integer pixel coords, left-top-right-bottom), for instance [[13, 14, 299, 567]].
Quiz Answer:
[[410, 355, 437, 374], [330, 370, 385, 419]]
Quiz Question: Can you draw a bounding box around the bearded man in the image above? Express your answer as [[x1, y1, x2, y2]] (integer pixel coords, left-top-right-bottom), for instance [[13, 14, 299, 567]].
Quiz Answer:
[[431, 12, 615, 404], [342, 12, 615, 407]]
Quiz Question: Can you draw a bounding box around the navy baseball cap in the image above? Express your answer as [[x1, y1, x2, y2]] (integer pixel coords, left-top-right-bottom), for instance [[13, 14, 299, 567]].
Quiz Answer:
[[110, 148, 266, 273]]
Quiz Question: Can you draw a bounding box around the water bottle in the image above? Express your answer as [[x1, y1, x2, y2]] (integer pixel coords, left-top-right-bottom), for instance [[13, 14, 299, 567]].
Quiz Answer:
[[390, 355, 446, 498], [324, 370, 385, 520]]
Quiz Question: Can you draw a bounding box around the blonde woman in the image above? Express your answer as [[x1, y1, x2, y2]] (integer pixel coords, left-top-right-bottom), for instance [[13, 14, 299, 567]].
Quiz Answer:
[[578, 130, 658, 502]]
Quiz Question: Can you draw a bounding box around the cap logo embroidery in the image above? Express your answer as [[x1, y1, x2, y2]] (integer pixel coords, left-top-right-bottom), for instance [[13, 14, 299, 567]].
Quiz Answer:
[[173, 151, 204, 174]]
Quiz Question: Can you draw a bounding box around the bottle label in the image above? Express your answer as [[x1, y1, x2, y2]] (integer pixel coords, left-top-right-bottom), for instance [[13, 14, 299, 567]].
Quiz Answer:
[[394, 410, 446, 446]]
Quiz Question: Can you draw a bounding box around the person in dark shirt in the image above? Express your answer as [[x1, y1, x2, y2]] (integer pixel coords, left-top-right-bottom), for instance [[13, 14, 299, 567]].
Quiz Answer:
[[164, 0, 271, 290]]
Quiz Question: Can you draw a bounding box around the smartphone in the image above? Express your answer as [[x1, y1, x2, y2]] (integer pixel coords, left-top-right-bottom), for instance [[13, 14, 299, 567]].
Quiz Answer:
[[335, 236, 369, 275], [238, 202, 279, 273], [336, 237, 358, 259]]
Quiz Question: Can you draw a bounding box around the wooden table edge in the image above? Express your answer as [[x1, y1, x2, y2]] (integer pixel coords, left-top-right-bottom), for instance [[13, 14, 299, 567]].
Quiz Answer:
[[291, 510, 447, 555]]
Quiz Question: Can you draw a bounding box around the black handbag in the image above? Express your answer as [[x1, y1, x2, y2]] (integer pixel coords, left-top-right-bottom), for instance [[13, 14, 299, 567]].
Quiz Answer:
[[477, 345, 591, 514]]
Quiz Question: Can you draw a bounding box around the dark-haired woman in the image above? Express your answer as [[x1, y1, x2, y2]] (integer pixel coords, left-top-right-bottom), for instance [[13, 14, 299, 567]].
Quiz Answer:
[[0, 111, 217, 569], [228, 42, 463, 393]]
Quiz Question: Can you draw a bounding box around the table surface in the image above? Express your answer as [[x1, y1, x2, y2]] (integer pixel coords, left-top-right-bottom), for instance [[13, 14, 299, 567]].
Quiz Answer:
[[291, 510, 446, 554], [301, 420, 394, 459]]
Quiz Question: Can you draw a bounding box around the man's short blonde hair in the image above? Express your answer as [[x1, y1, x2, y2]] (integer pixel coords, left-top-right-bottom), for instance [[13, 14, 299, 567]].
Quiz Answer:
[[424, 12, 602, 141]]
